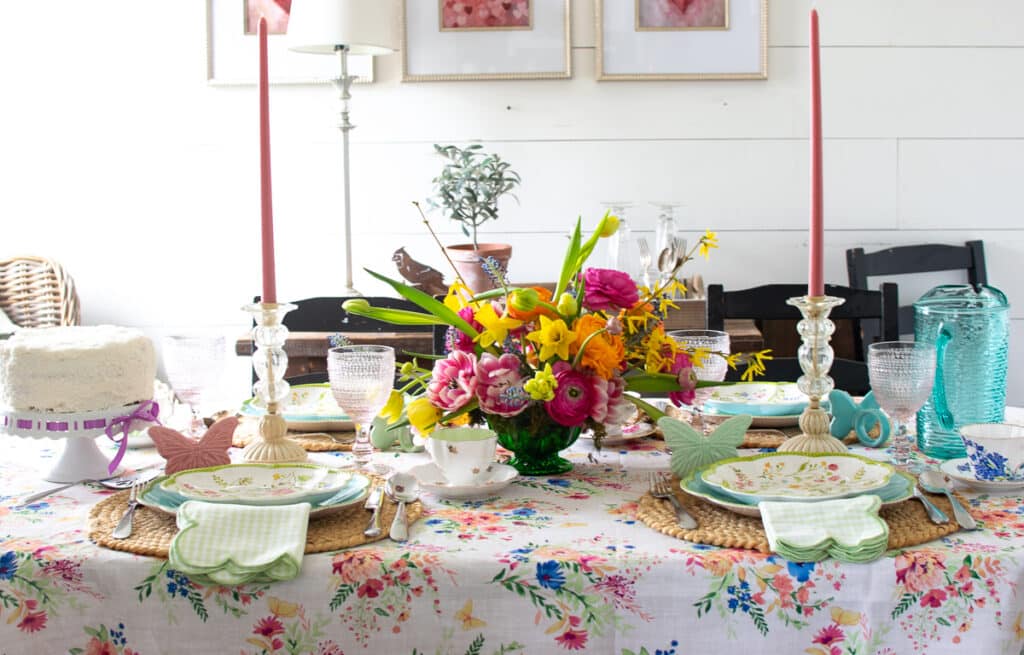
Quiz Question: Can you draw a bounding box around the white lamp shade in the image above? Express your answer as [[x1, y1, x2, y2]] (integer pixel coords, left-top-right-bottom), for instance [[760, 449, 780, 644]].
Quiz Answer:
[[287, 0, 399, 56]]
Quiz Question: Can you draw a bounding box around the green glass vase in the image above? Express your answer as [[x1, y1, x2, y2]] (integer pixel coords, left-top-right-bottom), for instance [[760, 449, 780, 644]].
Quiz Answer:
[[487, 409, 581, 476]]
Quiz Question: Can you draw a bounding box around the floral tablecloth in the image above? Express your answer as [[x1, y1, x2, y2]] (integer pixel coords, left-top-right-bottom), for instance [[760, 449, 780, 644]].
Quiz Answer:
[[3, 409, 1024, 655]]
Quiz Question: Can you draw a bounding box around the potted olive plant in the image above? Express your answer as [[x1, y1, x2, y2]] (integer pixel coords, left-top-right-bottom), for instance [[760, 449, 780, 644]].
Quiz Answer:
[[428, 143, 521, 292]]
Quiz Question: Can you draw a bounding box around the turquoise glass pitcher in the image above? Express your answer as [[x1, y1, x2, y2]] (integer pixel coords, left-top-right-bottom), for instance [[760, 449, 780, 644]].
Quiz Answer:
[[915, 284, 1010, 459]]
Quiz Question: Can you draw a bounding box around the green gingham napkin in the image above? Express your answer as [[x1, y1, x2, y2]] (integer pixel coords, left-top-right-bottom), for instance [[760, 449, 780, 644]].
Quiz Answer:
[[168, 501, 311, 585], [760, 495, 889, 564]]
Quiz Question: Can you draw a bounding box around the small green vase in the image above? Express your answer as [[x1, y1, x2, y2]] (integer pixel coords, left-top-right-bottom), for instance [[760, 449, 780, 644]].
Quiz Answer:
[[487, 410, 581, 476]]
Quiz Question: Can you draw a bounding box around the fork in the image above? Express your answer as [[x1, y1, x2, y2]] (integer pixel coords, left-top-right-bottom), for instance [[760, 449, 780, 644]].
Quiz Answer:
[[638, 238, 652, 289], [649, 472, 697, 529], [111, 482, 142, 540]]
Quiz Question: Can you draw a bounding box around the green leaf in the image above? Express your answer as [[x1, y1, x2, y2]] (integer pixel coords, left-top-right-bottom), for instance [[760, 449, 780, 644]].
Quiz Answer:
[[554, 218, 583, 299], [341, 301, 447, 327], [363, 270, 479, 337]]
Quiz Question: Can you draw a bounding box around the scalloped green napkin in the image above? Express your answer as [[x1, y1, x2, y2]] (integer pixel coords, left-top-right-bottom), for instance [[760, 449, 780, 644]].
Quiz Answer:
[[759, 495, 889, 563], [169, 501, 311, 585]]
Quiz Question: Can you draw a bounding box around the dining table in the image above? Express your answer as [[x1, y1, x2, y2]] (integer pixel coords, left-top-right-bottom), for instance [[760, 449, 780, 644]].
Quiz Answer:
[[2, 407, 1023, 655]]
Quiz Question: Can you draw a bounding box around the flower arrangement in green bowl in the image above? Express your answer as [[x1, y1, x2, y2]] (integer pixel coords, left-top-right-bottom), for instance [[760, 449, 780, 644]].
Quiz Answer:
[[343, 213, 771, 474]]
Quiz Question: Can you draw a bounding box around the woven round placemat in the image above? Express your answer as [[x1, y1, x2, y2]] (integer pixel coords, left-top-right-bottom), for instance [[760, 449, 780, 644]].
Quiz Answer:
[[88, 476, 422, 558], [636, 478, 966, 553], [232, 418, 354, 452]]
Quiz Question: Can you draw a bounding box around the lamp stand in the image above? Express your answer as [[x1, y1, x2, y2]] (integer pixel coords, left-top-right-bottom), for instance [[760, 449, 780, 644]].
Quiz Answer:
[[335, 45, 360, 297]]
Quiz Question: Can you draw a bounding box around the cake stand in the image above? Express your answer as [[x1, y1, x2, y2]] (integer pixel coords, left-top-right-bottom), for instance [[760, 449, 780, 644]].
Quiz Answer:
[[0, 402, 154, 482]]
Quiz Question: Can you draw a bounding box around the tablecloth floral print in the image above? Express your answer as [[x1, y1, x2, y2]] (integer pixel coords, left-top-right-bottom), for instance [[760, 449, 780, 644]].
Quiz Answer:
[[2, 436, 1024, 655]]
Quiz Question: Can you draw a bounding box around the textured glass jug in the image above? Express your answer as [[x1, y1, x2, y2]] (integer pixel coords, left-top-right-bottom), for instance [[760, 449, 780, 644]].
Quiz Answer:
[[915, 284, 1010, 459]]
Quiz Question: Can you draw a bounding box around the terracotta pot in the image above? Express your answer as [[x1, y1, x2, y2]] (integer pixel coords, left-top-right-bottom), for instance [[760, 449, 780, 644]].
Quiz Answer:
[[444, 243, 512, 293]]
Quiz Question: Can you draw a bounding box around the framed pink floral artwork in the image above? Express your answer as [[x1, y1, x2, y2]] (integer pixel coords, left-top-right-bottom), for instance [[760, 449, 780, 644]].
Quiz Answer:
[[205, 0, 373, 85], [636, 0, 729, 31], [440, 0, 533, 31], [403, 0, 570, 81], [598, 0, 766, 80]]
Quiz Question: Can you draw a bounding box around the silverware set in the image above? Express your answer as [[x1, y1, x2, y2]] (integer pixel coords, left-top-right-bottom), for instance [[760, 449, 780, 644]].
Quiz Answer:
[[916, 470, 977, 530], [649, 472, 698, 530], [18, 464, 161, 507]]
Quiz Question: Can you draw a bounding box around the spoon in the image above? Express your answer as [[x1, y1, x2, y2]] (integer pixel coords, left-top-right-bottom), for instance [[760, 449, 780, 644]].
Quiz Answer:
[[919, 469, 977, 530], [386, 472, 419, 543]]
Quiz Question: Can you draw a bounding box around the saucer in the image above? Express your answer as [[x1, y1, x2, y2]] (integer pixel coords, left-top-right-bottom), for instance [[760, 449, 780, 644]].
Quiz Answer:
[[581, 422, 655, 445], [408, 462, 518, 500], [940, 458, 1024, 492]]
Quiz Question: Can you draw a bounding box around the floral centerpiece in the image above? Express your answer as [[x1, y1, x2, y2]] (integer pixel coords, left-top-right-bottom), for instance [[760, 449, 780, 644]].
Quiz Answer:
[[343, 213, 769, 475]]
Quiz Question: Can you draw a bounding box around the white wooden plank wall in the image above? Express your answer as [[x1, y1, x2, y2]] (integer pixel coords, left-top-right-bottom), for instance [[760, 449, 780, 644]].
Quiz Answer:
[[0, 0, 1020, 405]]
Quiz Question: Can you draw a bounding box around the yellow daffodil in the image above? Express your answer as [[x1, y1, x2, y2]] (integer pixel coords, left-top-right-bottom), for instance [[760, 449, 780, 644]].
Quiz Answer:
[[473, 303, 523, 349], [524, 363, 558, 401], [443, 280, 474, 312], [379, 389, 405, 424], [526, 315, 577, 361], [698, 230, 719, 259], [406, 397, 442, 435]]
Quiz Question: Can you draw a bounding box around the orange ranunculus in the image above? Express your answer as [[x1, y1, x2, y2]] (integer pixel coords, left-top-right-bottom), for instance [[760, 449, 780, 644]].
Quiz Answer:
[[570, 314, 625, 379], [507, 286, 557, 322]]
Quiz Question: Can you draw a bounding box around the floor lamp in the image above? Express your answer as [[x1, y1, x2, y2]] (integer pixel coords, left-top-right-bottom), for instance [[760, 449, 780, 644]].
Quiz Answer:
[[287, 0, 399, 296]]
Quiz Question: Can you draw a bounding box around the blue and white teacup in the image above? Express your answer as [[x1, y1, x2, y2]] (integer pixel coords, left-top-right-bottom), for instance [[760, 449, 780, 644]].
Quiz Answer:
[[960, 423, 1024, 482]]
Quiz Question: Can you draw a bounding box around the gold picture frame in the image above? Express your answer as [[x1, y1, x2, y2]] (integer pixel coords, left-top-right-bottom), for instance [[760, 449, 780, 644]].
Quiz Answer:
[[402, 0, 571, 82], [597, 0, 767, 81]]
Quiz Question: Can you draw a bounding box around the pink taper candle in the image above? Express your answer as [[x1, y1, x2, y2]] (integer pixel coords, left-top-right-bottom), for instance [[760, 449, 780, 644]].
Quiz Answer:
[[808, 9, 824, 297], [258, 16, 277, 305]]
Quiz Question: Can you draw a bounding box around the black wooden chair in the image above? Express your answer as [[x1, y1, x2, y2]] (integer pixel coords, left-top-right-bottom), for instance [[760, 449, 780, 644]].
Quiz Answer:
[[706, 283, 899, 395], [252, 296, 424, 384], [845, 241, 987, 338]]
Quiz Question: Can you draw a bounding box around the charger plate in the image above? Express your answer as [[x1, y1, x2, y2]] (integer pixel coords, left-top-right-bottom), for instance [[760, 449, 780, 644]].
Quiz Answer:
[[636, 476, 966, 553], [88, 474, 422, 557]]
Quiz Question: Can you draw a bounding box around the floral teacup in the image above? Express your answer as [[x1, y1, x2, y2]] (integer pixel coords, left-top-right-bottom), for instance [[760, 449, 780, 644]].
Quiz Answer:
[[426, 427, 498, 486], [960, 423, 1024, 481]]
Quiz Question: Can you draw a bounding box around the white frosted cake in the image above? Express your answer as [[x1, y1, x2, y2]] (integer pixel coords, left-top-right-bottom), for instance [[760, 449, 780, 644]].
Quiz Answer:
[[0, 325, 156, 413]]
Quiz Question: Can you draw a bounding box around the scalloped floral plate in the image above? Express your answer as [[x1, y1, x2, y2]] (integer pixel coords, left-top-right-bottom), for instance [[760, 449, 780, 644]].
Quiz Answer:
[[159, 463, 352, 506], [240, 384, 353, 432], [702, 452, 894, 503]]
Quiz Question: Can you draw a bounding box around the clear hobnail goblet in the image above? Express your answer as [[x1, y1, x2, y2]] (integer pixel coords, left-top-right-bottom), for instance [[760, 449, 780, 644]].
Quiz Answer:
[[668, 330, 730, 431], [867, 341, 937, 468], [162, 334, 227, 437], [327, 345, 396, 468]]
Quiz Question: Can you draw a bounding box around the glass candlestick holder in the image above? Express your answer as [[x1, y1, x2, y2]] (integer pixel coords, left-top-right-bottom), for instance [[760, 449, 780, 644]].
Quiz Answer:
[[777, 295, 849, 454], [241, 302, 307, 463]]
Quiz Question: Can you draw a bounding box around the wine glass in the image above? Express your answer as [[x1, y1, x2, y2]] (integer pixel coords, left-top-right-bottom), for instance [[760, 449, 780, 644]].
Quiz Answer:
[[327, 345, 396, 468], [668, 330, 730, 431], [867, 341, 936, 468], [601, 201, 642, 281], [162, 334, 226, 436], [651, 202, 686, 288]]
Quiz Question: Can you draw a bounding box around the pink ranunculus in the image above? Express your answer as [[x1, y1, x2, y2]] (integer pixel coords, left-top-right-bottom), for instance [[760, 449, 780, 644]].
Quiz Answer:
[[545, 362, 599, 427], [475, 353, 529, 417], [427, 350, 479, 411], [582, 268, 639, 312], [667, 351, 697, 406], [447, 306, 482, 353]]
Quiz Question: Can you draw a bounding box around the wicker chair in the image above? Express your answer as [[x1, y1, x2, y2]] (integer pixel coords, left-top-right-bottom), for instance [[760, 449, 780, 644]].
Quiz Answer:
[[0, 256, 80, 327]]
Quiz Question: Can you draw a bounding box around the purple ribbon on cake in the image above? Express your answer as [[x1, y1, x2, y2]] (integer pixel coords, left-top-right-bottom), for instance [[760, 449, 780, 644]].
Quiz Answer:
[[105, 400, 161, 474]]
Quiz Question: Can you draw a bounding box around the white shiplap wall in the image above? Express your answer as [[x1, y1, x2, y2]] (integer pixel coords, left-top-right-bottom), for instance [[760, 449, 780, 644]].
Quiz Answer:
[[0, 0, 1020, 405]]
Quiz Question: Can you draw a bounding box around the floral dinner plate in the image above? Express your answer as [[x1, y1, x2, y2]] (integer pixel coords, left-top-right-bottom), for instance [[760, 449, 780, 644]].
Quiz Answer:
[[680, 469, 914, 517], [580, 422, 655, 445], [701, 452, 894, 503], [139, 473, 370, 516], [700, 382, 812, 417], [159, 463, 352, 506], [240, 383, 354, 432]]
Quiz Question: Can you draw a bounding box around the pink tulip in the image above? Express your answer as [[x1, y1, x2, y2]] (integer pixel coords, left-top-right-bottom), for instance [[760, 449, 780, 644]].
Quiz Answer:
[[427, 350, 479, 411], [476, 352, 529, 417]]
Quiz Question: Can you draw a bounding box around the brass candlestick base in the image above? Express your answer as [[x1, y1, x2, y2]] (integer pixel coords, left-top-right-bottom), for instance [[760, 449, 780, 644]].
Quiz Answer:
[[777, 295, 849, 454], [241, 302, 307, 464]]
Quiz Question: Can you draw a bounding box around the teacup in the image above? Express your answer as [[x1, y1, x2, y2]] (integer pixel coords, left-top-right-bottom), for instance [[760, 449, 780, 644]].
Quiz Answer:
[[959, 423, 1024, 481], [425, 427, 498, 485]]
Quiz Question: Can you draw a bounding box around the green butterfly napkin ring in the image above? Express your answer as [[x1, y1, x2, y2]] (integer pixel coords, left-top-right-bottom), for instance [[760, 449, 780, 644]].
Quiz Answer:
[[659, 414, 753, 480]]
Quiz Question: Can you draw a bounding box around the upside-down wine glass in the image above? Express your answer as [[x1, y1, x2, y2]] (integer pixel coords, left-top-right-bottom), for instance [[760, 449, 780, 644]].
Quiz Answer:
[[327, 345, 396, 468], [162, 334, 227, 437], [867, 341, 936, 468], [668, 329, 730, 432]]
